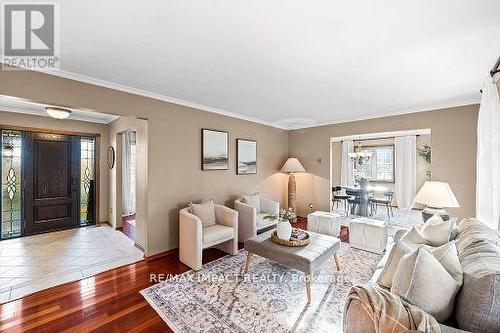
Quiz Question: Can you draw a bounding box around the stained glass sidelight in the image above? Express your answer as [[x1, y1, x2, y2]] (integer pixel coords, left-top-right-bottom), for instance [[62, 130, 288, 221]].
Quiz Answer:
[[80, 137, 96, 226], [1, 130, 22, 239]]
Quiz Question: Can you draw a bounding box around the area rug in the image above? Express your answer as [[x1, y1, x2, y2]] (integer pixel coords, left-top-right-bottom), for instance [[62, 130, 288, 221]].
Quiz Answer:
[[141, 242, 381, 332]]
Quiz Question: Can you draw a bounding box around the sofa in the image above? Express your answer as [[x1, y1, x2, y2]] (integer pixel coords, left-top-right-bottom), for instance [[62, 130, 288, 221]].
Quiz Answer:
[[344, 218, 500, 333], [234, 194, 279, 242]]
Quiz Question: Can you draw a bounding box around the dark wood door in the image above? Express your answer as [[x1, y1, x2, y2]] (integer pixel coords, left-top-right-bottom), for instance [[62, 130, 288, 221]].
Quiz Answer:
[[23, 132, 80, 235]]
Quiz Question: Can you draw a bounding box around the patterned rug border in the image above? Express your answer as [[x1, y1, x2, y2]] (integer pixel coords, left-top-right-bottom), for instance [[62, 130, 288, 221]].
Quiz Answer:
[[140, 288, 184, 333], [140, 250, 248, 333]]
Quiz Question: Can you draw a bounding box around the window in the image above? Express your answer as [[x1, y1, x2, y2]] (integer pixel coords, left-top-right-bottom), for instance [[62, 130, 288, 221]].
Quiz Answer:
[[1, 130, 23, 239], [80, 137, 96, 226], [357, 145, 394, 182]]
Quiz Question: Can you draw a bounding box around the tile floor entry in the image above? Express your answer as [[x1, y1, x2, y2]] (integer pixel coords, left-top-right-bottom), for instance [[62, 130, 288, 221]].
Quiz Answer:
[[0, 225, 144, 303]]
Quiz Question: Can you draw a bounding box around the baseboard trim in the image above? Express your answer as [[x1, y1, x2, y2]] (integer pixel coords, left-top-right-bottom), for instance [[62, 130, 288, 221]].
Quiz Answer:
[[144, 248, 178, 261]]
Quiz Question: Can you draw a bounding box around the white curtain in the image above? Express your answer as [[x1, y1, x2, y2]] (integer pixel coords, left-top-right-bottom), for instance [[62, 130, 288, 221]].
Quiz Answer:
[[476, 75, 500, 230], [395, 136, 417, 209], [122, 131, 136, 216], [341, 140, 354, 187]]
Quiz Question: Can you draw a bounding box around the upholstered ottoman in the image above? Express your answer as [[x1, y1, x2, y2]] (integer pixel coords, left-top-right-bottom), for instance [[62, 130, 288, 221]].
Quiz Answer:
[[307, 211, 341, 237], [244, 230, 341, 303], [349, 218, 387, 254]]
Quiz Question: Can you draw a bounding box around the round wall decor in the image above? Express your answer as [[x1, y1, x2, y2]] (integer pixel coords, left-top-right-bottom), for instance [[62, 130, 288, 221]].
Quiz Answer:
[[107, 146, 116, 169]]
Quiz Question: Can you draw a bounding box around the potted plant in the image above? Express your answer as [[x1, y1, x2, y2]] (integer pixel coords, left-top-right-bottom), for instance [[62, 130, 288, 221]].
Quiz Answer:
[[417, 144, 432, 179], [264, 208, 296, 240]]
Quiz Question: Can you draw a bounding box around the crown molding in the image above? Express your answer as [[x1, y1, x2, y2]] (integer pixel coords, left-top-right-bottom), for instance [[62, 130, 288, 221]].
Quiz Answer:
[[292, 99, 480, 130], [14, 67, 480, 131], [33, 68, 289, 130]]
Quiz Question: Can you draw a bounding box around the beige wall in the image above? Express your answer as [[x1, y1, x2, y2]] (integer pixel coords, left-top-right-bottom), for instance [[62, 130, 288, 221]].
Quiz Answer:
[[0, 70, 289, 256], [0, 110, 109, 222], [331, 141, 342, 192], [289, 105, 479, 219]]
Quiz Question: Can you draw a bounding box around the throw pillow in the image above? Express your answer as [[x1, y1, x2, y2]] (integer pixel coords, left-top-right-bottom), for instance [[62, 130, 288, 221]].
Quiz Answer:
[[391, 246, 461, 322], [189, 200, 216, 228], [449, 218, 459, 241], [242, 193, 261, 213], [400, 226, 429, 247], [377, 240, 413, 288], [425, 241, 463, 286], [418, 214, 454, 246]]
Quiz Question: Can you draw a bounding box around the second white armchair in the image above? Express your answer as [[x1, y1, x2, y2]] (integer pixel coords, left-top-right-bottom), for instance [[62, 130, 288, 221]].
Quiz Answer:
[[234, 194, 280, 242]]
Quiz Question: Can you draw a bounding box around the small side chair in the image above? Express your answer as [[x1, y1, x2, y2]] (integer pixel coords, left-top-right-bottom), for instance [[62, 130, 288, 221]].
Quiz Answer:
[[179, 201, 238, 271]]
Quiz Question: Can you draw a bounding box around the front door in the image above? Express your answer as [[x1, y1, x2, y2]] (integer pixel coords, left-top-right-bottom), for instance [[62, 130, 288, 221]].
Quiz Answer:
[[23, 132, 80, 235]]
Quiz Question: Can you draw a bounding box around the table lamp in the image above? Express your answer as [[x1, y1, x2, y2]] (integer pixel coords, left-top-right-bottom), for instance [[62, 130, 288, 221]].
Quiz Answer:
[[281, 157, 306, 223], [414, 181, 460, 222]]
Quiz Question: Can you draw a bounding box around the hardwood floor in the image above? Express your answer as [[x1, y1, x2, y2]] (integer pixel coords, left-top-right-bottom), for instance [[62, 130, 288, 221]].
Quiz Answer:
[[0, 217, 344, 332], [0, 248, 230, 332]]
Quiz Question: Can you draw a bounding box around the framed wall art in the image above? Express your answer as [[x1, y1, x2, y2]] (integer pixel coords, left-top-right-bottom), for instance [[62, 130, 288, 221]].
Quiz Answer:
[[201, 129, 229, 170], [236, 139, 257, 175]]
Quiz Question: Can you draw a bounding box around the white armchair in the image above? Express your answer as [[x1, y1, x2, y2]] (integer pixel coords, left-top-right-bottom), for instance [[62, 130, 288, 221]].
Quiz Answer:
[[179, 204, 238, 271], [234, 195, 280, 242]]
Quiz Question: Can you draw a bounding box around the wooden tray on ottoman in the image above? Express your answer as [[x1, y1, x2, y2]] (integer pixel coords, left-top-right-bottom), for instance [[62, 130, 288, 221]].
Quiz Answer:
[[271, 229, 310, 247]]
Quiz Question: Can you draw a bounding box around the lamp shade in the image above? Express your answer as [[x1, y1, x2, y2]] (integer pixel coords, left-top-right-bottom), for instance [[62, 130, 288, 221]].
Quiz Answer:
[[281, 157, 305, 173], [414, 181, 460, 208]]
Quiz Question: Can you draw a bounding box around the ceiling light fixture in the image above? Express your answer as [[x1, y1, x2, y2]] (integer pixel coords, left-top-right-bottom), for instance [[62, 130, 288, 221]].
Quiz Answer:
[[45, 106, 72, 119]]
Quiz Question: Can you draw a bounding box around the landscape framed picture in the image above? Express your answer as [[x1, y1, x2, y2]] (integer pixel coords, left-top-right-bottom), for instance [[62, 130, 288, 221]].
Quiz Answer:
[[237, 139, 257, 175], [201, 129, 229, 170]]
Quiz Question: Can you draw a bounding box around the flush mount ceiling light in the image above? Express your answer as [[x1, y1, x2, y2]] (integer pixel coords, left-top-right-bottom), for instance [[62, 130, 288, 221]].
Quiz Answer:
[[45, 106, 72, 119]]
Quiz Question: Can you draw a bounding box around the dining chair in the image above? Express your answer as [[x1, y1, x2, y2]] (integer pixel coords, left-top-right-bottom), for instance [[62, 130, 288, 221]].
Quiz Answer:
[[332, 186, 349, 213], [368, 190, 395, 220], [345, 188, 361, 216]]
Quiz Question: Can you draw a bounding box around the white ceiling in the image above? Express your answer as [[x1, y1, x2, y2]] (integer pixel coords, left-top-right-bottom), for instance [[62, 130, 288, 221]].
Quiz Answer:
[[10, 1, 500, 128], [0, 95, 119, 124]]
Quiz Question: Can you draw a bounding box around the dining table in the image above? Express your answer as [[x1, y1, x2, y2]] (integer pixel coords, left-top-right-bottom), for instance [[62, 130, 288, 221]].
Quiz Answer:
[[342, 185, 389, 217]]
